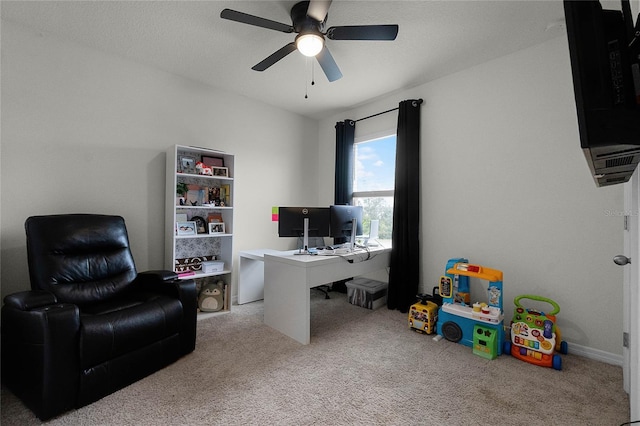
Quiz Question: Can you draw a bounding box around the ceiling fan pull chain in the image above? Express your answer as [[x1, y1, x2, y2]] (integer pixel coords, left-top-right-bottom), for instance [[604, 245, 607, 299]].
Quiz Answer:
[[305, 57, 309, 99]]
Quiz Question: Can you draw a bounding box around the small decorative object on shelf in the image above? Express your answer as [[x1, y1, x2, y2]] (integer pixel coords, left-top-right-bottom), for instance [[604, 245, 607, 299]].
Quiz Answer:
[[176, 183, 189, 206], [195, 162, 213, 176], [166, 145, 234, 316], [174, 255, 216, 273]]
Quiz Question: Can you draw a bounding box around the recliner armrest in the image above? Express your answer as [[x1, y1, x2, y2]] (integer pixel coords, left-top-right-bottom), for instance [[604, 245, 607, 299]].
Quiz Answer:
[[138, 270, 178, 282], [4, 290, 57, 310], [1, 299, 80, 420], [133, 270, 185, 296], [131, 272, 197, 355], [133, 271, 196, 301]]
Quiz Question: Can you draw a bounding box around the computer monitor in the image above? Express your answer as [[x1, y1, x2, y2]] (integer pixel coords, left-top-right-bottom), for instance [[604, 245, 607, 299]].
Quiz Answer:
[[329, 205, 363, 250], [278, 207, 330, 253]]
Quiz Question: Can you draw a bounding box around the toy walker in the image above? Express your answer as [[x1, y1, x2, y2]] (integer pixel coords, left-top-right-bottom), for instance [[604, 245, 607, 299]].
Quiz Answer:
[[504, 294, 568, 370]]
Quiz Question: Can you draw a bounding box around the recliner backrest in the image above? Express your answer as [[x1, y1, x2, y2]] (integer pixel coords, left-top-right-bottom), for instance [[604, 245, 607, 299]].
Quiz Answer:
[[25, 214, 138, 306]]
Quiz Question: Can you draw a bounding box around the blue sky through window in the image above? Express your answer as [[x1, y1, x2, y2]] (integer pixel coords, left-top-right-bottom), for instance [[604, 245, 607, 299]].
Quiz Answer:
[[354, 135, 396, 192]]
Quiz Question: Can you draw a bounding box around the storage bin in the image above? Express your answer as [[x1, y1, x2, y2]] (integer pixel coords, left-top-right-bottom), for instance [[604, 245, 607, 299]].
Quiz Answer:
[[202, 260, 224, 273], [346, 278, 388, 309]]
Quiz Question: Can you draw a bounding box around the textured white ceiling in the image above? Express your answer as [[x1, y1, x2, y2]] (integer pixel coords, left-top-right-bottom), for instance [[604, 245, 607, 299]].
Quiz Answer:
[[1, 1, 568, 119]]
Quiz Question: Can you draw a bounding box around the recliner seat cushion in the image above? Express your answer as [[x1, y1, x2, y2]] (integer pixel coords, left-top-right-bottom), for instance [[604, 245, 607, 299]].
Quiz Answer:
[[79, 293, 183, 369]]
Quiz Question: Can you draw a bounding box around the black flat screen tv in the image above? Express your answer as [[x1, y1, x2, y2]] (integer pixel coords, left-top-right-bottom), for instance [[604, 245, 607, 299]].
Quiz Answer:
[[564, 0, 640, 186]]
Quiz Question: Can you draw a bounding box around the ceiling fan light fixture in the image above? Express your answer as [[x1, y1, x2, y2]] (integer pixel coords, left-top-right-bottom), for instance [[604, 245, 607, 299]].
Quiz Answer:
[[296, 33, 324, 57]]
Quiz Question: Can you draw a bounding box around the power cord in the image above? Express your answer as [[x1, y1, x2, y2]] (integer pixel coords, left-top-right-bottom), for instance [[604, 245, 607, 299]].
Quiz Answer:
[[619, 421, 640, 426], [343, 246, 373, 263]]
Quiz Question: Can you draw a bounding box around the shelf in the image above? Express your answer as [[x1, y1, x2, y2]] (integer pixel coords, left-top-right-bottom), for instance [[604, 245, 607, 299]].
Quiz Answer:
[[175, 233, 232, 239], [177, 269, 232, 280], [177, 172, 233, 181], [175, 205, 232, 210]]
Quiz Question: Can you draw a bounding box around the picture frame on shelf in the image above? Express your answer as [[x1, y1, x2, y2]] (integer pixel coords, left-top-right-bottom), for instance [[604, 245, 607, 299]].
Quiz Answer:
[[185, 186, 208, 206], [208, 187, 221, 206], [209, 222, 225, 234], [207, 212, 223, 223], [178, 155, 196, 174], [202, 156, 224, 168], [176, 221, 197, 236], [212, 166, 229, 177], [191, 216, 208, 234], [220, 184, 231, 206]]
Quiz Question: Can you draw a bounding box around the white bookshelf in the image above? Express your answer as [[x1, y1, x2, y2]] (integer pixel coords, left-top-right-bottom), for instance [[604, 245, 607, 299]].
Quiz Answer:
[[165, 145, 234, 317]]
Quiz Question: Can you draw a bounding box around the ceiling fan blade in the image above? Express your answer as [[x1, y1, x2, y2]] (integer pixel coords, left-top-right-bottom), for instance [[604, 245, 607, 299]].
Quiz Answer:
[[252, 42, 298, 71], [220, 9, 294, 33], [316, 46, 342, 82], [326, 25, 399, 41], [306, 0, 332, 23]]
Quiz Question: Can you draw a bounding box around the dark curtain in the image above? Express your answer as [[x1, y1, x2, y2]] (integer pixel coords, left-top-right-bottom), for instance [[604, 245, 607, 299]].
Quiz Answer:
[[333, 119, 356, 291], [387, 99, 423, 312], [334, 119, 355, 205]]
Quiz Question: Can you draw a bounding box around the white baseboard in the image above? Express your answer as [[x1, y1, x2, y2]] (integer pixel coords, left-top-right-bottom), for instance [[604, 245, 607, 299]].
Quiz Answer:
[[566, 341, 624, 366]]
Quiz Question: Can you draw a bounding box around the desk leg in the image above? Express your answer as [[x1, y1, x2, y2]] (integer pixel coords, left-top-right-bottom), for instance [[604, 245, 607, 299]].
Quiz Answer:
[[264, 260, 310, 345], [238, 256, 265, 304]]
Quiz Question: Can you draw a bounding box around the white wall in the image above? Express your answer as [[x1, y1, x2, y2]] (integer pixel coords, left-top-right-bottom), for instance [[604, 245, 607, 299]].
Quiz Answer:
[[319, 36, 625, 357], [0, 21, 318, 300]]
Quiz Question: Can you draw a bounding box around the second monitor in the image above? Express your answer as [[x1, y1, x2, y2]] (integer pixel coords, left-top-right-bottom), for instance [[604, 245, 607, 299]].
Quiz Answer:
[[330, 205, 363, 250]]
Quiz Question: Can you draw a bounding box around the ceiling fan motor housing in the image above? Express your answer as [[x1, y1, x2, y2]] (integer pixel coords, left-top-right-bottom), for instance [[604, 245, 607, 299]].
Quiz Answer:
[[291, 1, 326, 34]]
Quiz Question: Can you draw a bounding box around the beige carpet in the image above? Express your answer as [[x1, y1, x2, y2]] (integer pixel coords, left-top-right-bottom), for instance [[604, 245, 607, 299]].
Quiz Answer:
[[1, 291, 631, 425]]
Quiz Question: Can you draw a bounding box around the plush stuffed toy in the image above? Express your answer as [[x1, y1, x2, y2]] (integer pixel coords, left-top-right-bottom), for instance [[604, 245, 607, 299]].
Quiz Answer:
[[198, 281, 224, 312]]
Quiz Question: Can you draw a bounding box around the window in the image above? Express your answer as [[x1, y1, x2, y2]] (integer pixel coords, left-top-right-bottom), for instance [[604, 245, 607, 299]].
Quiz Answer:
[[352, 133, 396, 240]]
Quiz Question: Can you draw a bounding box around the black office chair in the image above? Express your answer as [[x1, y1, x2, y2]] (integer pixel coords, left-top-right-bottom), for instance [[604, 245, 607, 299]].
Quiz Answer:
[[297, 235, 331, 299]]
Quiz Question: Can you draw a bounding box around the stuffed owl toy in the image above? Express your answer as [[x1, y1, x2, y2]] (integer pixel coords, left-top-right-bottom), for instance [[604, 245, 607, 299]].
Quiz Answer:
[[198, 281, 224, 312]]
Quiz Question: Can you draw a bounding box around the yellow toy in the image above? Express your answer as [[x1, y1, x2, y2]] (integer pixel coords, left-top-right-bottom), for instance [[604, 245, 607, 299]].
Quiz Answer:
[[408, 294, 439, 335]]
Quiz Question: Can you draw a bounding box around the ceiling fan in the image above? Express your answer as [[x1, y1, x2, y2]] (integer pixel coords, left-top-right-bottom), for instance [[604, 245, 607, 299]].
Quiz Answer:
[[220, 0, 399, 82]]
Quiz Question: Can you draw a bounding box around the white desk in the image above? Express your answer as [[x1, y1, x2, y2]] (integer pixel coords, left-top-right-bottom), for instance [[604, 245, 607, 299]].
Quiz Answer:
[[263, 246, 391, 344], [237, 249, 283, 304]]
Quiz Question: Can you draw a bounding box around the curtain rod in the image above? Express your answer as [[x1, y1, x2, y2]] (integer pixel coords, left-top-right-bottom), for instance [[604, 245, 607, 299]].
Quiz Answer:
[[354, 107, 398, 123], [354, 99, 423, 123]]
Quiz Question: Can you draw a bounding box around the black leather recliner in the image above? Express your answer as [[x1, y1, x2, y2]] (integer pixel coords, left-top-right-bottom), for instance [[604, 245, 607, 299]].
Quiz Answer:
[[1, 214, 197, 420]]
